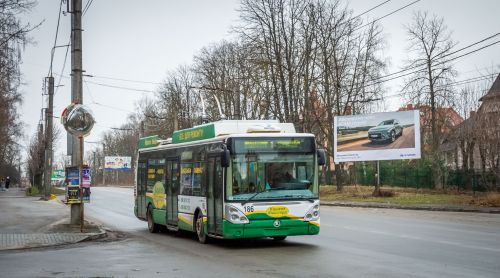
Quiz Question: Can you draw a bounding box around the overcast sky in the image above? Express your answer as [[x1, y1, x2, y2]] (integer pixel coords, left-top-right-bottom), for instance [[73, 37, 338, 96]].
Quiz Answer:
[[19, 0, 499, 164]]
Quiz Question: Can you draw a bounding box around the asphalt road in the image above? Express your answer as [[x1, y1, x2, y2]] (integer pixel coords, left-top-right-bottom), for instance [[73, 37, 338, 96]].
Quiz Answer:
[[1, 187, 499, 278], [338, 126, 415, 151]]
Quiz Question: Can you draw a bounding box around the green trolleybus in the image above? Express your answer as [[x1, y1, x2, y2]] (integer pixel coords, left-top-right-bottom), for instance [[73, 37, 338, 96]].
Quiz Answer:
[[135, 120, 325, 243]]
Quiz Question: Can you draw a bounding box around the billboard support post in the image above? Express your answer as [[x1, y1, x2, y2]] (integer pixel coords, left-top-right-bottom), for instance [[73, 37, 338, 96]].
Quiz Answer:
[[335, 163, 342, 192], [376, 160, 380, 193]]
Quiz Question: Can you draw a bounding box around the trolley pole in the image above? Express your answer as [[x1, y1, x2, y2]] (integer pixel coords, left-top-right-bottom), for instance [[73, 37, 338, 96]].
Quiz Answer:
[[69, 0, 84, 225]]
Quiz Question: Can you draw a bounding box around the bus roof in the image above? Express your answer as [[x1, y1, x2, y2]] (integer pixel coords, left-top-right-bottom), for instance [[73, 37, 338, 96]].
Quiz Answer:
[[138, 120, 300, 150]]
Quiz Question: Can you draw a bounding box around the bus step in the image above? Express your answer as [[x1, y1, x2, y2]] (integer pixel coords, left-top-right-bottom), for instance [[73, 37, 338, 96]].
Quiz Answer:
[[166, 224, 179, 232], [208, 233, 223, 239]]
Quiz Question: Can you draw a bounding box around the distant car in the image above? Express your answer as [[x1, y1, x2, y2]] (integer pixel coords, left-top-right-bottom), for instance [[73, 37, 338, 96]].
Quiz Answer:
[[367, 119, 403, 143]]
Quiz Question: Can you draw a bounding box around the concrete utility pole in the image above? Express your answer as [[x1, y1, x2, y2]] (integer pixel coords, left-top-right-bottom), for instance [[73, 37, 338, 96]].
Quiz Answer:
[[43, 76, 54, 199], [70, 0, 83, 225], [102, 143, 105, 185]]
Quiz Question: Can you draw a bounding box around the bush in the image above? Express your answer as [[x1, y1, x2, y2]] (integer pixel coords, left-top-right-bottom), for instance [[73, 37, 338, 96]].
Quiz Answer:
[[26, 186, 40, 196], [470, 193, 500, 207], [372, 189, 396, 197]]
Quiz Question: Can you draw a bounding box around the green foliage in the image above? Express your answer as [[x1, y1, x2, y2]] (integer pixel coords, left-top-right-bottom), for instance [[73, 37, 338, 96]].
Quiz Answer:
[[26, 186, 39, 196], [25, 186, 64, 196], [50, 187, 66, 195], [354, 159, 434, 188]]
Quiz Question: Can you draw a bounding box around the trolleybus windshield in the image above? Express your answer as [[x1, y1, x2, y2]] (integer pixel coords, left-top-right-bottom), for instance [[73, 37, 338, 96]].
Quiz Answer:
[[228, 137, 318, 201]]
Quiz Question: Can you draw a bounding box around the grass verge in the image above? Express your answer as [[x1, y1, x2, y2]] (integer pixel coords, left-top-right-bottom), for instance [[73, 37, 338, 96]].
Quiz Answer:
[[320, 185, 500, 207], [26, 187, 65, 197]]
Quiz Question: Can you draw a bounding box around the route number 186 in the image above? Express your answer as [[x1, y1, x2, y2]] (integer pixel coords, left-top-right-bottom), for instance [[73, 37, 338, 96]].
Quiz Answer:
[[243, 206, 254, 213]]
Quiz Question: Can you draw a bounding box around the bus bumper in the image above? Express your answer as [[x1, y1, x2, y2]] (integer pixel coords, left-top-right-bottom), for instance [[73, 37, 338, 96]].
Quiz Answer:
[[223, 219, 320, 239]]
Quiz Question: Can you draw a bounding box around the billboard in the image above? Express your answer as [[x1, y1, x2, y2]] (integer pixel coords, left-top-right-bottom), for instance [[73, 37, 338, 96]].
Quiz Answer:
[[51, 169, 65, 181], [105, 156, 132, 170], [334, 110, 421, 162]]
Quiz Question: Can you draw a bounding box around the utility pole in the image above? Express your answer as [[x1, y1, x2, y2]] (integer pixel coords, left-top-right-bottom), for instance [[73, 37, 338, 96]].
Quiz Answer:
[[69, 0, 83, 225], [92, 151, 96, 186], [43, 76, 54, 199], [102, 143, 106, 185]]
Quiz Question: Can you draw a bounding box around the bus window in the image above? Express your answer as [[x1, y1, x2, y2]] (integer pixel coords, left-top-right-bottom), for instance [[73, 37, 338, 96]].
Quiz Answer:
[[147, 158, 165, 193], [192, 162, 203, 196], [147, 159, 156, 193], [180, 163, 193, 195]]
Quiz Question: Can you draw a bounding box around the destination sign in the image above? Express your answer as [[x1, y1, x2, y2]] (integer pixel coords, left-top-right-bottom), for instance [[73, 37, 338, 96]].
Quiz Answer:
[[233, 137, 314, 153]]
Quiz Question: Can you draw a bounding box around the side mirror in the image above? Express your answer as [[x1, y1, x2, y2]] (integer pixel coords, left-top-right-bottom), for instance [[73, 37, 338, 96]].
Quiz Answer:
[[317, 149, 326, 166], [221, 145, 231, 168]]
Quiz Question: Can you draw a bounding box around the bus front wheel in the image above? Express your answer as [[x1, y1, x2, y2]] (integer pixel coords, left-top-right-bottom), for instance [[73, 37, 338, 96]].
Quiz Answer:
[[147, 205, 160, 233], [195, 213, 208, 244]]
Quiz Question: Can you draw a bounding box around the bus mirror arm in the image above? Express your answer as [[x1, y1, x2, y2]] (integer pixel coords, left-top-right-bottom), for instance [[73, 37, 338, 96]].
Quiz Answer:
[[317, 149, 326, 166], [221, 145, 231, 168]]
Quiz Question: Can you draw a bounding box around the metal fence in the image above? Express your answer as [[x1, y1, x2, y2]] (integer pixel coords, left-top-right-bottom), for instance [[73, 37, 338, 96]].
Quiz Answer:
[[320, 160, 499, 191]]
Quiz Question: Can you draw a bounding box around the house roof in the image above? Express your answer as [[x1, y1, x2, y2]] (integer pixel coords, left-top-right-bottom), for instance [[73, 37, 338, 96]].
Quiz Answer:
[[480, 73, 500, 101]]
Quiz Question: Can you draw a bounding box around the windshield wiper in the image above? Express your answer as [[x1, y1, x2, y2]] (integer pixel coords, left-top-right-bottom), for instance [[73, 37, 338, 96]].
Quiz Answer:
[[241, 188, 284, 205], [282, 195, 315, 203], [242, 189, 269, 206]]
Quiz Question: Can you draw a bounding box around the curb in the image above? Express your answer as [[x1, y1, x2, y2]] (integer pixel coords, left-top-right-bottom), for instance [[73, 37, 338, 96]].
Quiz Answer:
[[0, 198, 108, 251], [0, 231, 107, 251], [321, 201, 500, 214]]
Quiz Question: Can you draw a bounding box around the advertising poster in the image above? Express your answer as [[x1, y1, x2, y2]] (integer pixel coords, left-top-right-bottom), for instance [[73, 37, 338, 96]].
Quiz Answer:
[[105, 156, 132, 170], [65, 166, 91, 204], [334, 110, 421, 162], [51, 169, 65, 182]]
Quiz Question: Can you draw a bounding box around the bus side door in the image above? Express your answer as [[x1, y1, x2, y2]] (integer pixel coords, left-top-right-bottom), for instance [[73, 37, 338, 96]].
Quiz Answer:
[[207, 155, 224, 235], [166, 159, 179, 226], [137, 160, 147, 219]]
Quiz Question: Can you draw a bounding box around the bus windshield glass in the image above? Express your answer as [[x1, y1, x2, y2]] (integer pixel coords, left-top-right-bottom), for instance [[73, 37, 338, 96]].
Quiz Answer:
[[228, 137, 318, 201]]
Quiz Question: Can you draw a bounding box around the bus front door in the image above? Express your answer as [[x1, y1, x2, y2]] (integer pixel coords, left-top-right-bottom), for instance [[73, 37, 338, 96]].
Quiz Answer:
[[166, 159, 179, 226], [207, 156, 224, 235], [137, 160, 147, 219]]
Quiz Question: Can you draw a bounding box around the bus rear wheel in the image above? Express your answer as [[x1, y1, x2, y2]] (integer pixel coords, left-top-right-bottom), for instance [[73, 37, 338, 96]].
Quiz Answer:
[[147, 205, 160, 233], [195, 213, 208, 244]]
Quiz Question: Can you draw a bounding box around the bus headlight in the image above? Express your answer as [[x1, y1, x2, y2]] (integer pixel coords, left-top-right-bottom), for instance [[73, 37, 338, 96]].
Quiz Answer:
[[304, 204, 320, 221], [225, 205, 250, 224]]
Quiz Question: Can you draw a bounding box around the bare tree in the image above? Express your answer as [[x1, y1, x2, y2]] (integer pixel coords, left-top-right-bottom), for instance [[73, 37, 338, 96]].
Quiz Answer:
[[1, 0, 37, 184], [402, 11, 457, 189], [132, 0, 387, 192]]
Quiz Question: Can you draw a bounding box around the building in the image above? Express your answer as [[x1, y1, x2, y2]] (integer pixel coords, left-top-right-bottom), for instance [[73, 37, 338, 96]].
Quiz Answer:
[[398, 103, 463, 150], [441, 74, 500, 176]]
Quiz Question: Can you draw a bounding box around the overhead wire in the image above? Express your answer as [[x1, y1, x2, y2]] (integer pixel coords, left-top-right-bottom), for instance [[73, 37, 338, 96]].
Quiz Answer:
[[354, 0, 421, 32], [90, 74, 162, 85], [383, 72, 498, 99], [82, 0, 94, 16], [55, 38, 70, 95], [48, 0, 64, 77], [353, 0, 392, 19], [363, 32, 500, 86], [362, 37, 500, 89], [83, 80, 156, 93]]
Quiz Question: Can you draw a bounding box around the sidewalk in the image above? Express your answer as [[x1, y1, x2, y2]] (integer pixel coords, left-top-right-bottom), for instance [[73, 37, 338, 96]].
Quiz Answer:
[[321, 200, 500, 213], [0, 188, 106, 251]]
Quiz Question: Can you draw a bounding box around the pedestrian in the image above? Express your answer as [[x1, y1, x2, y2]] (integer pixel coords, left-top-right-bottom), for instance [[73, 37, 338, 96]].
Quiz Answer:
[[5, 176, 10, 191], [0, 177, 4, 191]]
